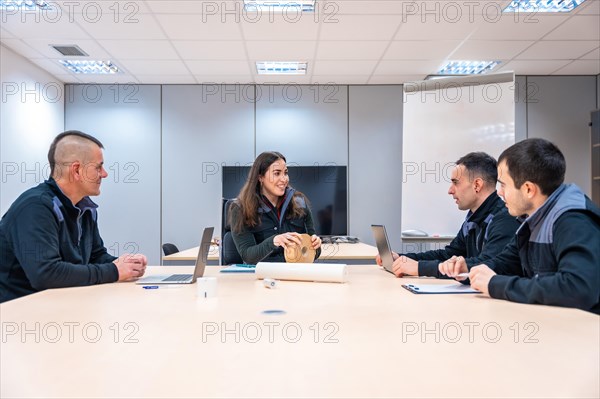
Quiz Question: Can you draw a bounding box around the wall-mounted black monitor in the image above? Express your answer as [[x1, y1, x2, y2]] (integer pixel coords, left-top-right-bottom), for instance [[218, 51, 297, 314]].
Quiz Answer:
[[222, 166, 347, 236]]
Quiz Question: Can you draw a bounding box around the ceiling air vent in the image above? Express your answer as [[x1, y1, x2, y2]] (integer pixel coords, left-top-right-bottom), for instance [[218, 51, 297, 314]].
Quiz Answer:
[[51, 45, 88, 57]]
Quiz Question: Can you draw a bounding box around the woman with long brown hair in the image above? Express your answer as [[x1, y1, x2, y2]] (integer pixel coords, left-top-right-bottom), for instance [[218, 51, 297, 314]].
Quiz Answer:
[[229, 151, 322, 264]]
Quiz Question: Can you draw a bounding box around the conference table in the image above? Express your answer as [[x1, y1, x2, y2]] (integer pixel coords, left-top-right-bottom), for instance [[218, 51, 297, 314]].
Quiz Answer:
[[162, 242, 379, 265], [1, 266, 598, 398]]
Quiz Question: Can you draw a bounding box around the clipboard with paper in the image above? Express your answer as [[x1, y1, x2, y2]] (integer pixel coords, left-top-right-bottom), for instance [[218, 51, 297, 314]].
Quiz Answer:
[[402, 283, 480, 294]]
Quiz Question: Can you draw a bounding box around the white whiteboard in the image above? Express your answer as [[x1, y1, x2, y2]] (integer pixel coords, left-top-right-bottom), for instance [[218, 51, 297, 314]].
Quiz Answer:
[[402, 73, 515, 236]]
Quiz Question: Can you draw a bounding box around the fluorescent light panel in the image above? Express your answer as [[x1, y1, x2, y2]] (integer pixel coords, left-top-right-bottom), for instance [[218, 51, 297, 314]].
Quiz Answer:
[[256, 61, 307, 75], [59, 60, 119, 75], [0, 0, 49, 9], [503, 0, 587, 13], [437, 61, 501, 75], [243, 1, 316, 12]]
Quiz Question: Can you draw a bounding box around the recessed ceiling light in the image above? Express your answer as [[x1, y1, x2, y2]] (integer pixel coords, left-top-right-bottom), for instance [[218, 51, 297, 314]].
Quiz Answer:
[[503, 0, 587, 13], [244, 1, 316, 12], [0, 0, 49, 9], [256, 61, 307, 75], [59, 60, 119, 75], [437, 61, 501, 75]]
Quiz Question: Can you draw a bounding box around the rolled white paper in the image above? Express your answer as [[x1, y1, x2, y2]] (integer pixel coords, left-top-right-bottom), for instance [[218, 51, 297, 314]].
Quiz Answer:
[[256, 262, 348, 283], [197, 277, 218, 298]]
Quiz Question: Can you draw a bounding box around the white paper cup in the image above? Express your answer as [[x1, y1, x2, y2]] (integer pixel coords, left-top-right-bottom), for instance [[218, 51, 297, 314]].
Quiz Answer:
[[197, 277, 217, 298]]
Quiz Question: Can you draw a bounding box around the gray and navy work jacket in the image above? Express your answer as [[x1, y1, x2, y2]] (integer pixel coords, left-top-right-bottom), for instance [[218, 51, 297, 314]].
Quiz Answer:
[[0, 178, 118, 303], [488, 184, 600, 314]]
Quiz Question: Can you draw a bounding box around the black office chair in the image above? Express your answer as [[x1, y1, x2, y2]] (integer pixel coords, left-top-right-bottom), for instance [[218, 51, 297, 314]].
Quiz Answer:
[[162, 243, 180, 256], [221, 198, 243, 265]]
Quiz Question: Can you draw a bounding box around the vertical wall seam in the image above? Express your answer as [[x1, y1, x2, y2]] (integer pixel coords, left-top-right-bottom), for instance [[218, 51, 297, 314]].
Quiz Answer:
[[159, 85, 163, 265]]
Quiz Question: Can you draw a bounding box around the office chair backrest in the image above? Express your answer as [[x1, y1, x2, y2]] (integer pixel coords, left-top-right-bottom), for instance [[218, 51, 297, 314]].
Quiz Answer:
[[162, 243, 180, 256], [221, 198, 243, 265]]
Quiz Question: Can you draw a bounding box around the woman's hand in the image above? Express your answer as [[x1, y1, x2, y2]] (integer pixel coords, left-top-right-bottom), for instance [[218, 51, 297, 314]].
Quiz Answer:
[[273, 232, 302, 248], [311, 234, 322, 249]]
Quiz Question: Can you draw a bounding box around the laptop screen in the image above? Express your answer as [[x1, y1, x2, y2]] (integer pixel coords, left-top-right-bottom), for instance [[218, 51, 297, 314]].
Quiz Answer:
[[193, 227, 214, 280], [371, 225, 395, 274]]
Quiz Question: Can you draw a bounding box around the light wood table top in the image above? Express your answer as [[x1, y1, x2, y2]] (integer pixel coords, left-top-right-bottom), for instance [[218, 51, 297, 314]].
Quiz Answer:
[[163, 242, 379, 262], [1, 266, 598, 398]]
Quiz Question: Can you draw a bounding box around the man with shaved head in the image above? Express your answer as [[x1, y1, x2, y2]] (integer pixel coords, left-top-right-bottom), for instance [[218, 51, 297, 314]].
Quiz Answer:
[[0, 130, 148, 302]]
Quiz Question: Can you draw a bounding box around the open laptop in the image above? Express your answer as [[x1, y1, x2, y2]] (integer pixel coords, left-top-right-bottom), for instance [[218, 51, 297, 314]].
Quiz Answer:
[[136, 227, 214, 284], [371, 224, 395, 275]]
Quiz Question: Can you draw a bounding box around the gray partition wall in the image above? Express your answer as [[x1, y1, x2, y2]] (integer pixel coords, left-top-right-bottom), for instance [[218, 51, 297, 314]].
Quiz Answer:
[[65, 84, 162, 265], [256, 85, 349, 165], [515, 76, 528, 142], [527, 76, 597, 196], [349, 86, 403, 249], [162, 85, 255, 251]]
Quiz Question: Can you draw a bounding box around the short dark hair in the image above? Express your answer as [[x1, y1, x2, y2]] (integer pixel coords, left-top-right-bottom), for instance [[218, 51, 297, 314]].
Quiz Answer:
[[498, 138, 565, 196], [455, 152, 498, 186], [48, 130, 104, 176]]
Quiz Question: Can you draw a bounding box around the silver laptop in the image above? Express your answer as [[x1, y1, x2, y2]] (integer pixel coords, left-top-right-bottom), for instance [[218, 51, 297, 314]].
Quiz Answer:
[[136, 227, 214, 284], [371, 224, 395, 275]]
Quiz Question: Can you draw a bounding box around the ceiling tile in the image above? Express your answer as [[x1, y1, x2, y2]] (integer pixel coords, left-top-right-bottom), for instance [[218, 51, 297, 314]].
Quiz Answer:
[[241, 15, 319, 40], [497, 60, 572, 74], [471, 14, 568, 40], [246, 41, 315, 60], [395, 15, 480, 40], [1, 39, 44, 58], [135, 75, 197, 84], [544, 16, 600, 40], [1, 28, 15, 38], [319, 15, 401, 40], [451, 40, 534, 59], [53, 1, 152, 15], [22, 39, 111, 59], [373, 60, 442, 75], [146, 1, 239, 14], [157, 14, 243, 40], [195, 75, 254, 84], [581, 47, 600, 59], [119, 60, 190, 75], [173, 40, 247, 60], [332, 1, 409, 15], [553, 59, 600, 74], [317, 41, 388, 60], [384, 40, 461, 60], [311, 75, 368, 84], [368, 75, 425, 84], [74, 12, 167, 40], [1, 11, 91, 40], [29, 58, 71, 76], [187, 60, 251, 75], [253, 75, 311, 84], [576, 0, 600, 14], [98, 40, 179, 59], [313, 60, 378, 75], [516, 41, 600, 60], [72, 74, 140, 84]]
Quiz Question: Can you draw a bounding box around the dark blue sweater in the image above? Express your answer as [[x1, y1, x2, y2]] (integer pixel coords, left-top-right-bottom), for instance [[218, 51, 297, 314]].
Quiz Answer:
[[488, 184, 600, 314], [403, 192, 521, 277], [0, 179, 118, 302]]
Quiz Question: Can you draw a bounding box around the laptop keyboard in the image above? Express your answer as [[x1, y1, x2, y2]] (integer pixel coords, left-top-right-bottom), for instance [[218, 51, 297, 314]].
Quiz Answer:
[[162, 274, 192, 282]]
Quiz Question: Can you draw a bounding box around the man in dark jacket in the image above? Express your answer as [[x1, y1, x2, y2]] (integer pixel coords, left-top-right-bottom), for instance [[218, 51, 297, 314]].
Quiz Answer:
[[449, 139, 600, 313], [377, 152, 520, 278], [0, 130, 148, 303]]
